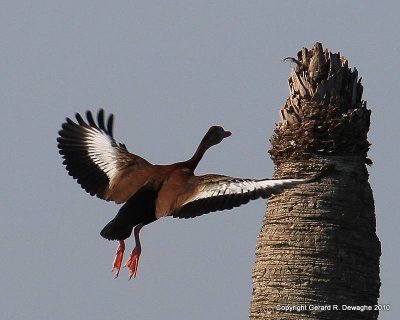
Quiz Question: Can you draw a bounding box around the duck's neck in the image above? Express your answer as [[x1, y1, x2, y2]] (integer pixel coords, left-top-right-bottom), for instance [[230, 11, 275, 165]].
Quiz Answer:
[[183, 136, 211, 170]]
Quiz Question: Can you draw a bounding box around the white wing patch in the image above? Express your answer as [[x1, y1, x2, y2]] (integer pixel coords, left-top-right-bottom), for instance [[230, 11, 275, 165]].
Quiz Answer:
[[183, 178, 305, 206], [85, 127, 119, 180]]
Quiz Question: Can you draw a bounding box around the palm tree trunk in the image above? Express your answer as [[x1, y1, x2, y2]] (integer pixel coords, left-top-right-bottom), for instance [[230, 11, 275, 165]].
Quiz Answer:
[[249, 43, 380, 320]]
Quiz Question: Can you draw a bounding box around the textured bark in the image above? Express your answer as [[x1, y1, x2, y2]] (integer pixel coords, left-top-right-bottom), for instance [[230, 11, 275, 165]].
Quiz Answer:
[[249, 43, 380, 320]]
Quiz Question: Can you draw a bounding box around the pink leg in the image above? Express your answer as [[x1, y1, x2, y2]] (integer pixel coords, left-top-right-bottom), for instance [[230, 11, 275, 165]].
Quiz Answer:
[[124, 224, 144, 280], [112, 240, 125, 278]]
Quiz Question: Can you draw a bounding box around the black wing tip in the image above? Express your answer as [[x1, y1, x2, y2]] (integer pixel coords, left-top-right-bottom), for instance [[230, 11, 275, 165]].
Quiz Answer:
[[97, 109, 106, 131], [75, 112, 86, 126], [85, 110, 98, 128], [107, 114, 114, 136], [59, 109, 114, 135]]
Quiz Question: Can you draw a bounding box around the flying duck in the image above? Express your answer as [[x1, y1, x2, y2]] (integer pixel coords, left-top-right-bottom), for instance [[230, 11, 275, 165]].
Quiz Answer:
[[57, 110, 333, 279]]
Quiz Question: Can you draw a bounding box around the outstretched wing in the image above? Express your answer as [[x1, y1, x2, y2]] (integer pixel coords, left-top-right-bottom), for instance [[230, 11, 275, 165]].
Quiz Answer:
[[171, 174, 307, 219], [57, 109, 152, 202]]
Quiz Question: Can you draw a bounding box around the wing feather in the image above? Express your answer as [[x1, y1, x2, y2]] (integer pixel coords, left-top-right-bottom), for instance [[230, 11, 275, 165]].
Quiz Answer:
[[57, 109, 151, 201], [172, 175, 307, 219]]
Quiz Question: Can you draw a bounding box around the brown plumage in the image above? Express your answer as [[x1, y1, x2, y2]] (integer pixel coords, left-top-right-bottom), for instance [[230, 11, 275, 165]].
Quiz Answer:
[[57, 110, 333, 279]]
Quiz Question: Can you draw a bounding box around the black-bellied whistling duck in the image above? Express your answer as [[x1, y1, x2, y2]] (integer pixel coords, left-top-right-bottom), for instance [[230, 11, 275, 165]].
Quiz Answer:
[[57, 110, 333, 279]]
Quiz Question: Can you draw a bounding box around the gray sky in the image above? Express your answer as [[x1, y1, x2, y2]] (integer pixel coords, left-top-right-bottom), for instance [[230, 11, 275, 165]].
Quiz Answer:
[[1, 1, 398, 319]]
